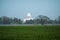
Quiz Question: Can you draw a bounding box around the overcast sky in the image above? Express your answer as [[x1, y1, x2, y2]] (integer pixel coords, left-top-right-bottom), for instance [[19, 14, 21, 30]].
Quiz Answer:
[[0, 0, 60, 20]]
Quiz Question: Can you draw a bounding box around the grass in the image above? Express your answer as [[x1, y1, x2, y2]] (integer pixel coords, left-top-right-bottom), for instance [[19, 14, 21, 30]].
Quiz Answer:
[[0, 25, 60, 40]]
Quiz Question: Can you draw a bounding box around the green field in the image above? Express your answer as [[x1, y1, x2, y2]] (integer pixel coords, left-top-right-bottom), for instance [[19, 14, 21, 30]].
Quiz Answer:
[[0, 25, 60, 40]]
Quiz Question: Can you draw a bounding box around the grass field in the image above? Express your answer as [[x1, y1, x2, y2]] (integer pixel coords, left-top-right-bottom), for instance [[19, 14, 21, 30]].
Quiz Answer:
[[0, 25, 60, 40]]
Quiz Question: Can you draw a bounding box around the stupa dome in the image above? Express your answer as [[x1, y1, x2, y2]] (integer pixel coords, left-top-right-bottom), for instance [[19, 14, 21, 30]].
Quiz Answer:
[[23, 13, 33, 23]]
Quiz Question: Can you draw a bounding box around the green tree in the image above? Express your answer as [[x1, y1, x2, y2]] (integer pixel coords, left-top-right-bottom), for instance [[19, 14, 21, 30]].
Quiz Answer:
[[35, 15, 50, 25]]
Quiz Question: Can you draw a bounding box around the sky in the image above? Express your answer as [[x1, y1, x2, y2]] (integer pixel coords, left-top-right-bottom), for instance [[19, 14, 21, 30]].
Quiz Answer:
[[0, 0, 60, 20]]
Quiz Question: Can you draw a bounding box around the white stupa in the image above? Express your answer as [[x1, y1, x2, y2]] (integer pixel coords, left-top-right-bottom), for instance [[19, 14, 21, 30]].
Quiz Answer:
[[23, 13, 33, 23]]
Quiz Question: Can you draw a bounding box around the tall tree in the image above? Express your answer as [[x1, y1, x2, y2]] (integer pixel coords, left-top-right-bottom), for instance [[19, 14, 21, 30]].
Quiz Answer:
[[35, 15, 50, 25], [1, 16, 10, 24], [55, 16, 60, 24], [0, 17, 1, 24], [12, 17, 22, 24]]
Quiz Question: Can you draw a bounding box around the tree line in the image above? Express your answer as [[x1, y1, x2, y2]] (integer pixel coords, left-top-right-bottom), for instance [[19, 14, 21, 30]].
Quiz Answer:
[[0, 15, 60, 24]]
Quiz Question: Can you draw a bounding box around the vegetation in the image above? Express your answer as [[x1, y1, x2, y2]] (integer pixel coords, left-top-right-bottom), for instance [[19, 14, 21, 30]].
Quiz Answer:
[[34, 15, 50, 25], [0, 16, 22, 24], [0, 15, 60, 24], [0, 25, 60, 40]]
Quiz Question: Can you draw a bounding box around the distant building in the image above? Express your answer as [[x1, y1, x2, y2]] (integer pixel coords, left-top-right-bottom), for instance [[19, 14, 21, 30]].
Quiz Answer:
[[23, 13, 33, 23]]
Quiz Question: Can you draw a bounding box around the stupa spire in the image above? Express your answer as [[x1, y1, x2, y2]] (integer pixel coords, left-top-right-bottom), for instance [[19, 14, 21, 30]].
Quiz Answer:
[[23, 13, 33, 23]]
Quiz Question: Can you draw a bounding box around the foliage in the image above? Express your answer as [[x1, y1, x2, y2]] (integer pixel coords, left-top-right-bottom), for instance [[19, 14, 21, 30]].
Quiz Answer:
[[34, 15, 50, 25], [0, 16, 60, 24], [0, 16, 22, 24]]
